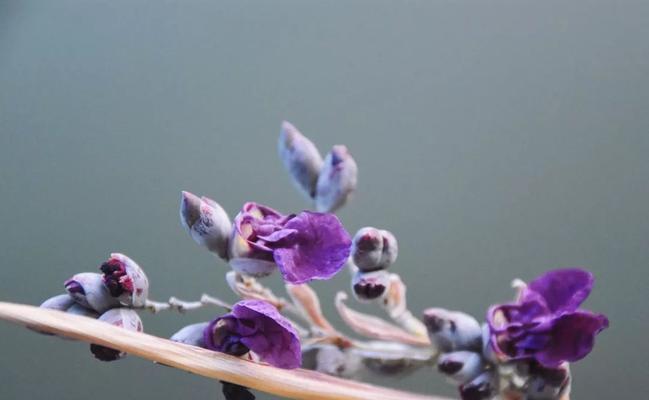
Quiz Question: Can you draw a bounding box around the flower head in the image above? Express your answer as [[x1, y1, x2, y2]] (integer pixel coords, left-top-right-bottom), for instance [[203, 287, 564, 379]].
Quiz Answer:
[[203, 300, 301, 369], [487, 268, 609, 367], [229, 202, 351, 284]]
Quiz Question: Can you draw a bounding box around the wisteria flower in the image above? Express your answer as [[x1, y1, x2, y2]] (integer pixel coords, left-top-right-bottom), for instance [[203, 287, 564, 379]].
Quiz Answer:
[[203, 299, 301, 369], [228, 202, 351, 284], [487, 268, 609, 367]]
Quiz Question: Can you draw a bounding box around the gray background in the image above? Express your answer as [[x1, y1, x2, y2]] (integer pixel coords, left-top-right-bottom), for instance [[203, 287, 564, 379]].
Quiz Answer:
[[1, 1, 647, 399]]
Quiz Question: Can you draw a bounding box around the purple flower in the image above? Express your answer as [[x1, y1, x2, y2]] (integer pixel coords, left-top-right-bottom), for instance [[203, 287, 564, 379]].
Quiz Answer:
[[203, 300, 301, 369], [487, 268, 609, 367], [228, 202, 351, 284]]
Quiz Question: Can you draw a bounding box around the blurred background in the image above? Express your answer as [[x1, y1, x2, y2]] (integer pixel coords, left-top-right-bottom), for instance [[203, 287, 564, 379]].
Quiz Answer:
[[1, 1, 648, 399]]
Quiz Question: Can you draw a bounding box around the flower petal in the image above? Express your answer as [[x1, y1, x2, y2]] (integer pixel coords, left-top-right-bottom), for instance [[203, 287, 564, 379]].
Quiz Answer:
[[534, 311, 609, 367], [523, 268, 594, 314], [272, 211, 351, 284], [232, 300, 301, 369]]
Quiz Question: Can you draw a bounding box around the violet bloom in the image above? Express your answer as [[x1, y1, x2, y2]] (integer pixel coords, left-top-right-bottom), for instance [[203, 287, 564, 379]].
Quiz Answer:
[[229, 202, 351, 284], [203, 300, 301, 369], [487, 268, 609, 368]]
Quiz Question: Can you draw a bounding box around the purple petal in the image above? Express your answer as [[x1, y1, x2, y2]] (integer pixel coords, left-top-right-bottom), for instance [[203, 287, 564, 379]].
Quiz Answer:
[[523, 268, 594, 314], [257, 228, 298, 243], [272, 211, 351, 284], [232, 300, 301, 369], [534, 311, 609, 367]]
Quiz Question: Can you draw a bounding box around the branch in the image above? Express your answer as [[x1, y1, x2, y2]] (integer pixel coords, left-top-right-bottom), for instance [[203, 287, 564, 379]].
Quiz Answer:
[[0, 302, 450, 400]]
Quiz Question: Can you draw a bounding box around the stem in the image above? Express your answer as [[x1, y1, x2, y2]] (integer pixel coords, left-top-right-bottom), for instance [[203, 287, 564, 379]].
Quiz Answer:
[[0, 302, 448, 400]]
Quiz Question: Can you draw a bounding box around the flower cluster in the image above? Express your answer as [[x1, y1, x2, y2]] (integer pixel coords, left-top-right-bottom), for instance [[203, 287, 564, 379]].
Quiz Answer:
[[40, 253, 147, 361], [30, 121, 610, 400], [423, 268, 609, 400]]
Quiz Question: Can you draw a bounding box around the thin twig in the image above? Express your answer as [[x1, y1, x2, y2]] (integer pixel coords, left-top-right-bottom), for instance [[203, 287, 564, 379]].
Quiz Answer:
[[0, 302, 449, 400]]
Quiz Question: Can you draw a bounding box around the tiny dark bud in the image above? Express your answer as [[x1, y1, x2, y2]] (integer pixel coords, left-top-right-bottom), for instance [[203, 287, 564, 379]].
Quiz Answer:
[[353, 282, 386, 300], [221, 381, 255, 400], [438, 359, 464, 375], [459, 372, 494, 400], [90, 344, 122, 362]]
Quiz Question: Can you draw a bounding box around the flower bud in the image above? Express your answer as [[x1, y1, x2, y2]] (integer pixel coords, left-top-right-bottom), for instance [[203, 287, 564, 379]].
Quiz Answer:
[[170, 322, 209, 348], [64, 272, 120, 313], [100, 253, 149, 307], [351, 269, 390, 302], [351, 227, 398, 271], [221, 381, 255, 400], [315, 145, 358, 213], [422, 308, 482, 353], [377, 229, 398, 268], [278, 121, 324, 199], [180, 191, 232, 259], [459, 371, 496, 400], [66, 303, 100, 318], [40, 294, 75, 311], [437, 351, 485, 384], [351, 227, 383, 270], [90, 308, 143, 361]]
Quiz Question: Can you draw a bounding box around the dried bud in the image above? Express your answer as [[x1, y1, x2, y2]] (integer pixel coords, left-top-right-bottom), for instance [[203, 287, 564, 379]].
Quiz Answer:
[[351, 269, 390, 302], [437, 351, 485, 384], [315, 145, 358, 212], [100, 253, 149, 307], [40, 294, 75, 311], [64, 272, 120, 313], [422, 308, 482, 353], [278, 121, 324, 199], [170, 322, 209, 348], [313, 345, 362, 378], [180, 191, 232, 259], [90, 308, 143, 361], [351, 227, 398, 271], [459, 371, 496, 400]]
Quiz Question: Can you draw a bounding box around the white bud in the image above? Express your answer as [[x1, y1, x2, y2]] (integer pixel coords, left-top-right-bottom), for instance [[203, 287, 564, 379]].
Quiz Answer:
[[101, 253, 149, 307], [278, 121, 324, 199], [91, 308, 143, 361], [40, 294, 75, 311], [351, 269, 390, 302], [64, 272, 120, 314], [170, 322, 209, 347], [437, 351, 485, 384], [315, 145, 358, 212], [351, 227, 398, 271], [422, 308, 483, 352], [351, 227, 383, 270], [180, 191, 232, 259]]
